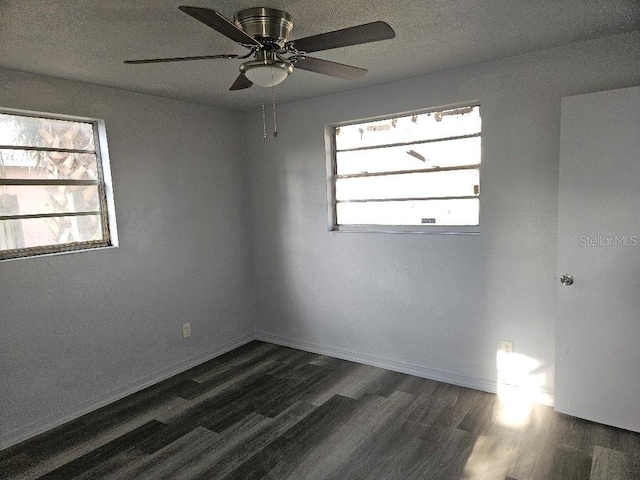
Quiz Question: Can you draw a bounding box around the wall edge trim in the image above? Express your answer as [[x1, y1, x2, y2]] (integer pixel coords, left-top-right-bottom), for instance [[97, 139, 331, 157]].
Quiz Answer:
[[256, 331, 555, 407]]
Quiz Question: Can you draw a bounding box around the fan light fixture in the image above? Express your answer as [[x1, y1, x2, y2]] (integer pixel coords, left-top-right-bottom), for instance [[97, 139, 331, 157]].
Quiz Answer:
[[124, 6, 395, 139], [240, 59, 293, 88], [125, 6, 396, 92]]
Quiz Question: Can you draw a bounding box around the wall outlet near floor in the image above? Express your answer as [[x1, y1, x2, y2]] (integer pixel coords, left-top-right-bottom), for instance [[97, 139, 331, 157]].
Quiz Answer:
[[500, 340, 514, 353], [182, 322, 192, 339]]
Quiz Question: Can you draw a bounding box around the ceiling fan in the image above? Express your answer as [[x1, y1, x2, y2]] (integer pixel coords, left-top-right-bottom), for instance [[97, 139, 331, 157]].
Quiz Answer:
[[124, 6, 395, 90]]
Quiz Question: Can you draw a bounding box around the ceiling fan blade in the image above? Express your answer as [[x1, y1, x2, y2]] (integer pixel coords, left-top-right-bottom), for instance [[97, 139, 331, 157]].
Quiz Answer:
[[289, 21, 394, 53], [178, 6, 262, 46], [230, 74, 253, 91], [124, 54, 238, 65], [294, 57, 367, 80]]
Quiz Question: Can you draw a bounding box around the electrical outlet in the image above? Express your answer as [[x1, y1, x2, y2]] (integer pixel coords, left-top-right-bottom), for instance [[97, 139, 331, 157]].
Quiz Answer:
[[182, 322, 191, 339], [500, 340, 514, 353]]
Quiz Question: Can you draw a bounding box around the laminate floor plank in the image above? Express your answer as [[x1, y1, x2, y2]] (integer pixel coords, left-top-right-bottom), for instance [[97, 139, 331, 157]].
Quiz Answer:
[[288, 360, 362, 406], [310, 363, 386, 405], [257, 368, 347, 418], [456, 389, 497, 434], [210, 341, 277, 367], [267, 349, 321, 372], [190, 342, 276, 384], [121, 425, 223, 480], [177, 402, 316, 479], [221, 395, 361, 480], [590, 445, 632, 480], [458, 434, 519, 480], [4, 396, 188, 480], [362, 435, 434, 480], [552, 413, 598, 455], [547, 446, 593, 480], [108, 423, 233, 480], [402, 383, 474, 430], [36, 420, 166, 480], [152, 361, 282, 425], [506, 404, 559, 480], [182, 346, 285, 399], [416, 427, 477, 480], [71, 448, 147, 480], [317, 392, 435, 480], [284, 391, 414, 480], [593, 423, 640, 457], [164, 374, 274, 429], [0, 452, 32, 480], [3, 341, 640, 480], [134, 421, 198, 454], [131, 415, 270, 480]]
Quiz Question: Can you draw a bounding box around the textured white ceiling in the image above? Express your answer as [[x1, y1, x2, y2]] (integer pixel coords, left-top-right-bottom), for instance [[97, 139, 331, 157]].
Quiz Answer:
[[0, 1, 638, 111]]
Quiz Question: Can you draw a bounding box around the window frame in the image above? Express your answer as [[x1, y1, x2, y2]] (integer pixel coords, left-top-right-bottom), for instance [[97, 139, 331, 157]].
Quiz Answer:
[[0, 107, 118, 261], [325, 102, 481, 235]]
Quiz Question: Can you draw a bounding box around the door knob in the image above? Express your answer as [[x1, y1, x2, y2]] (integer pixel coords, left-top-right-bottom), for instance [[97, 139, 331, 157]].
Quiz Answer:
[[560, 274, 574, 286]]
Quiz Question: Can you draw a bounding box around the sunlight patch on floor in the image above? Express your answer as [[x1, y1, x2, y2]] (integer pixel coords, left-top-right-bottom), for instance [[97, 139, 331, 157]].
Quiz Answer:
[[462, 434, 518, 480], [495, 350, 546, 427]]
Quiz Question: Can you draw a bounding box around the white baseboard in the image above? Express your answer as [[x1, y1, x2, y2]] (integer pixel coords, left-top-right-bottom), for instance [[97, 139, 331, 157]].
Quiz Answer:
[[0, 333, 254, 451], [2, 331, 555, 451], [256, 331, 555, 407]]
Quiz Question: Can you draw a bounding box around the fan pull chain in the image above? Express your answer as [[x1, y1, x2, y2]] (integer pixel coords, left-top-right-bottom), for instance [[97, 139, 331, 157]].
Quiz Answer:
[[272, 87, 278, 138], [261, 89, 268, 142]]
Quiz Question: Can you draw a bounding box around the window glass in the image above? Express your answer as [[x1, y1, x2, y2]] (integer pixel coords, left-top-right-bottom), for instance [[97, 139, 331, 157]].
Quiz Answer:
[[329, 104, 481, 231], [0, 109, 116, 260]]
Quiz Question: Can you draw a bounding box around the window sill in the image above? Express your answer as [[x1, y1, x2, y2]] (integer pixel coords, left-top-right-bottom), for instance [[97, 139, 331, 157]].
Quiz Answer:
[[0, 244, 119, 263], [329, 225, 479, 235]]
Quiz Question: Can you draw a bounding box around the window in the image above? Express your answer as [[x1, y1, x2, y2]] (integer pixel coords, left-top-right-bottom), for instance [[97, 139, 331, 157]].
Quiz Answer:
[[327, 104, 481, 233], [0, 109, 117, 260]]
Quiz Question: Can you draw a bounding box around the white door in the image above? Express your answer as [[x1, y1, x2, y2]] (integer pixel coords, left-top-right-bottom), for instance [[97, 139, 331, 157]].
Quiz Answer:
[[556, 86, 640, 433]]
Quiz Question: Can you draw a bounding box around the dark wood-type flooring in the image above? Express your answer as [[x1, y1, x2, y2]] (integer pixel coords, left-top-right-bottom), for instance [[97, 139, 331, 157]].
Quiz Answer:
[[2, 341, 640, 479]]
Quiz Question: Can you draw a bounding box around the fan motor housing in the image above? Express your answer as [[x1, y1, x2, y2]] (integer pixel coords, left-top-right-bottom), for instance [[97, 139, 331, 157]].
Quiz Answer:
[[234, 7, 293, 45]]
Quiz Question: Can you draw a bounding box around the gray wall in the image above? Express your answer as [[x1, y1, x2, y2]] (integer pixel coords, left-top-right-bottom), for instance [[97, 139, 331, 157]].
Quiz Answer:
[[245, 32, 640, 399], [0, 69, 256, 449]]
